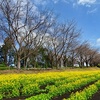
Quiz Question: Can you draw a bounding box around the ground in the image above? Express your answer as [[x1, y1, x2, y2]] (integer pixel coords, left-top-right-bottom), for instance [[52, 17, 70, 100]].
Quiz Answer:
[[1, 67, 100, 100], [0, 67, 100, 74]]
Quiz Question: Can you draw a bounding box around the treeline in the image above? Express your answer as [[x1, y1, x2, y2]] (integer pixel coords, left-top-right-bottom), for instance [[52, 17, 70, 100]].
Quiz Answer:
[[0, 0, 100, 69]]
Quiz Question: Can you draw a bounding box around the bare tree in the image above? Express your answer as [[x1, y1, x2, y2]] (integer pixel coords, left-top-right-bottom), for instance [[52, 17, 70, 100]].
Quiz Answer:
[[44, 21, 80, 68], [88, 49, 99, 67], [67, 41, 79, 67], [80, 43, 91, 67], [75, 42, 99, 67], [0, 0, 55, 69], [75, 42, 87, 67], [92, 53, 100, 67]]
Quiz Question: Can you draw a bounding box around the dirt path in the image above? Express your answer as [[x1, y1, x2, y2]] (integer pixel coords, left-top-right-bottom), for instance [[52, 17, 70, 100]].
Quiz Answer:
[[91, 90, 100, 100], [52, 81, 97, 100]]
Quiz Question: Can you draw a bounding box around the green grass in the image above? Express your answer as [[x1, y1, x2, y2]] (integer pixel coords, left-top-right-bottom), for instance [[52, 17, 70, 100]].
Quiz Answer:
[[0, 63, 9, 70]]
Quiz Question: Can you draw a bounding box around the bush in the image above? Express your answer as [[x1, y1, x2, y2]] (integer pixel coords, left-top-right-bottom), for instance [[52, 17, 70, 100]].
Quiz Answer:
[[97, 64, 100, 68], [22, 84, 40, 96], [0, 67, 9, 70], [0, 63, 7, 67], [0, 63, 9, 70]]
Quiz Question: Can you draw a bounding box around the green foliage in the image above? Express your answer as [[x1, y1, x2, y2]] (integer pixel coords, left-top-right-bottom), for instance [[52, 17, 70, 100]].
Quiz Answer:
[[66, 84, 98, 100], [0, 82, 20, 98], [0, 63, 7, 67], [26, 93, 52, 100], [0, 94, 3, 100], [85, 85, 98, 99], [22, 84, 40, 96], [0, 67, 9, 70], [0, 63, 9, 70], [95, 80, 100, 89], [97, 64, 100, 68], [26, 73, 100, 100], [1, 71, 100, 100]]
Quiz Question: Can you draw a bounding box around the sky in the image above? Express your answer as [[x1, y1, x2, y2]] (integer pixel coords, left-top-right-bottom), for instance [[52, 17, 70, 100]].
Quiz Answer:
[[0, 0, 100, 49], [31, 0, 100, 49]]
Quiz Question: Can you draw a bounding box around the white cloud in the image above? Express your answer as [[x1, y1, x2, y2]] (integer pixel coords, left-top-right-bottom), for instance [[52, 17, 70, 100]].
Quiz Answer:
[[33, 0, 49, 5], [78, 0, 96, 5], [73, 2, 78, 7], [86, 4, 91, 7], [33, 0, 70, 5], [87, 8, 97, 14], [96, 38, 100, 46], [62, 0, 69, 3], [12, 0, 39, 15], [0, 42, 3, 46], [30, 0, 100, 6], [52, 0, 59, 4]]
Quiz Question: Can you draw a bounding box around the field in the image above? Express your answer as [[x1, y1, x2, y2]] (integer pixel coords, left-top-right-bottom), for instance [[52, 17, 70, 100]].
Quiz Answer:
[[1, 68, 100, 100]]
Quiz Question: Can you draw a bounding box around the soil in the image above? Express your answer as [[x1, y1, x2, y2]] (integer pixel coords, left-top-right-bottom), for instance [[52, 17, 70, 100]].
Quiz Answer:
[[3, 82, 54, 100], [4, 96, 26, 100], [0, 67, 100, 74], [3, 82, 97, 100], [52, 81, 97, 100], [3, 80, 98, 100], [91, 90, 100, 100]]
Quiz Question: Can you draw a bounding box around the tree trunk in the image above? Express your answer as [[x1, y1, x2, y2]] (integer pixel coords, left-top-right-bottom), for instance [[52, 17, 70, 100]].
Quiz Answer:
[[55, 59, 58, 69], [80, 61, 83, 68], [17, 56, 21, 69], [86, 61, 88, 67], [4, 53, 7, 65], [23, 53, 26, 69], [71, 57, 74, 67]]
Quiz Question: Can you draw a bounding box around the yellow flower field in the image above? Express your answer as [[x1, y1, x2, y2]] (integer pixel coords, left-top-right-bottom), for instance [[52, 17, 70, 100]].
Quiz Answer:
[[0, 71, 100, 100]]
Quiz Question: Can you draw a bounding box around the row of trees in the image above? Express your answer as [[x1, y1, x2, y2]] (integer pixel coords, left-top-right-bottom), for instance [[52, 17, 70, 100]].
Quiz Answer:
[[0, 0, 100, 69]]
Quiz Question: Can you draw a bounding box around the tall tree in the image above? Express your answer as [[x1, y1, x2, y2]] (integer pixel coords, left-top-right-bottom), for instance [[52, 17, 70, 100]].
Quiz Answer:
[[47, 21, 80, 68], [75, 42, 99, 67], [2, 37, 13, 65], [0, 0, 55, 69]]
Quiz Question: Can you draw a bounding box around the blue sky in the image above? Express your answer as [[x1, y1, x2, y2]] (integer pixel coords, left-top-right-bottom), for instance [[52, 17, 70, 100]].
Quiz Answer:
[[0, 0, 100, 49], [32, 0, 100, 48]]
